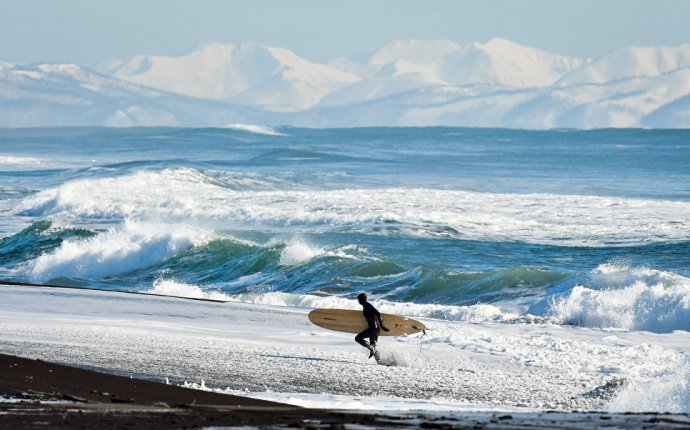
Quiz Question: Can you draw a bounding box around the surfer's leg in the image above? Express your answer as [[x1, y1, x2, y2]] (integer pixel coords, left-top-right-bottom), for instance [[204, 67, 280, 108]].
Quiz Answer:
[[355, 330, 370, 348], [366, 329, 379, 359]]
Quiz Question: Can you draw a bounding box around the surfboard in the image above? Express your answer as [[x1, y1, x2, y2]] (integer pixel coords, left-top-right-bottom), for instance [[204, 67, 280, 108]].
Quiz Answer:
[[308, 308, 425, 336]]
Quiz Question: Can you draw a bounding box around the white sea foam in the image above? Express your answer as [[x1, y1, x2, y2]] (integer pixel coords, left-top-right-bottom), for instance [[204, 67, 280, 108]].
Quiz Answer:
[[15, 168, 690, 246], [547, 265, 690, 333], [150, 278, 234, 301], [607, 360, 690, 413], [223, 123, 287, 136], [25, 221, 211, 281], [0, 155, 44, 168], [0, 155, 42, 165]]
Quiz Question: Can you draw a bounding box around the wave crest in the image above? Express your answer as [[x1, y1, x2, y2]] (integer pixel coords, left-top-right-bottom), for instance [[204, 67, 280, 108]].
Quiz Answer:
[[24, 221, 211, 282], [278, 238, 324, 266], [223, 123, 287, 136], [547, 265, 690, 333]]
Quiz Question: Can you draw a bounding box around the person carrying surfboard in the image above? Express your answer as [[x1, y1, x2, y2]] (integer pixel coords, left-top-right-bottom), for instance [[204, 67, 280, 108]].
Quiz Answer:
[[355, 293, 389, 360]]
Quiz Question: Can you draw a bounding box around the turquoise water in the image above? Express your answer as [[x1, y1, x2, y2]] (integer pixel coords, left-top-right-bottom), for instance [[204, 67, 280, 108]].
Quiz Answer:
[[1, 126, 689, 330]]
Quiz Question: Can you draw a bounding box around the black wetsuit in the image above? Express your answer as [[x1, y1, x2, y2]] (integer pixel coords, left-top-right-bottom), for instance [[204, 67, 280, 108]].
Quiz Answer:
[[355, 301, 381, 348]]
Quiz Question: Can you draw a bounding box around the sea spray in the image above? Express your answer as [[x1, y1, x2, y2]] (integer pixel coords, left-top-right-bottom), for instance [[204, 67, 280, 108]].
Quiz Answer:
[[377, 346, 419, 368], [278, 237, 324, 266]]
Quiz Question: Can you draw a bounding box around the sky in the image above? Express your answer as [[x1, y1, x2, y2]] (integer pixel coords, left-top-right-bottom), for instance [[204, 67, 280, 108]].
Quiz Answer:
[[1, 0, 690, 67]]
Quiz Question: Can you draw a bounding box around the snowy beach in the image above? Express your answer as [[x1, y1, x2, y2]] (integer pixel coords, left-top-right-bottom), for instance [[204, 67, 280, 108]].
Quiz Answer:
[[1, 283, 688, 415]]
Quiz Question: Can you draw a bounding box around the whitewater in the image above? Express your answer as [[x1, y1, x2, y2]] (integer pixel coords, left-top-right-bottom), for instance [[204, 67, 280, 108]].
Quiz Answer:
[[0, 126, 689, 413]]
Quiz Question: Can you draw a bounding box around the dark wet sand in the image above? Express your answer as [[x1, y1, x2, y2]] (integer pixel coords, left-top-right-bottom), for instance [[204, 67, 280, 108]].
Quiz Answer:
[[3, 352, 690, 429], [0, 352, 392, 429]]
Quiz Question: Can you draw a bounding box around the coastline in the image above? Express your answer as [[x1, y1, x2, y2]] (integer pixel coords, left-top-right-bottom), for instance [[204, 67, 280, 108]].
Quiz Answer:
[[0, 352, 380, 429], [2, 352, 689, 429]]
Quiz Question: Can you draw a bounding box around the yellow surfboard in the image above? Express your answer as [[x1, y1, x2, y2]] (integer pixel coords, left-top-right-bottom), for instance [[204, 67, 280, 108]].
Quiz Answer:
[[308, 308, 425, 336]]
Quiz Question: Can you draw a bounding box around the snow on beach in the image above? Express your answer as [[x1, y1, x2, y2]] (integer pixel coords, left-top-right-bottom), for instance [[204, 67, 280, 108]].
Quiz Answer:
[[1, 284, 688, 413]]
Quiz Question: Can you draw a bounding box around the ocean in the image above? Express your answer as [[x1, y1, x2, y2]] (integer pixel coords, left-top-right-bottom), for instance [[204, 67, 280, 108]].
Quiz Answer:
[[1, 125, 689, 333]]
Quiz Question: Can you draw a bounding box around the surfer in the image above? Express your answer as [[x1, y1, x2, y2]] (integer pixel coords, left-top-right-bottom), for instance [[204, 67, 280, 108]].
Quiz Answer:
[[355, 293, 389, 359]]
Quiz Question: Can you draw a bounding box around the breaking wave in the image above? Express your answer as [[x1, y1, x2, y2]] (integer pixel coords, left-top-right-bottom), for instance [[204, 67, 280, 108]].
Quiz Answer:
[[223, 123, 287, 136], [7, 220, 690, 333], [547, 264, 690, 333], [24, 221, 211, 282], [14, 167, 690, 247]]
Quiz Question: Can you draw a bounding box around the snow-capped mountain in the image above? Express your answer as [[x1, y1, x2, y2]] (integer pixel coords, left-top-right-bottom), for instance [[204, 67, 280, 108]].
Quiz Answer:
[[557, 44, 690, 86], [643, 91, 690, 128], [103, 42, 361, 112], [105, 39, 584, 110], [320, 38, 584, 107], [2, 38, 690, 128], [366, 38, 583, 87], [0, 62, 262, 127]]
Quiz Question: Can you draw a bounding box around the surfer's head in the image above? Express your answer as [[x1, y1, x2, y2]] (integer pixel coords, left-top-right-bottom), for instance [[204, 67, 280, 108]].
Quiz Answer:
[[357, 292, 367, 304]]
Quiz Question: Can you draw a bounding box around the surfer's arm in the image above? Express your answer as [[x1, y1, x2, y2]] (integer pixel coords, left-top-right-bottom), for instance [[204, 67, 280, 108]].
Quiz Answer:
[[376, 311, 390, 331]]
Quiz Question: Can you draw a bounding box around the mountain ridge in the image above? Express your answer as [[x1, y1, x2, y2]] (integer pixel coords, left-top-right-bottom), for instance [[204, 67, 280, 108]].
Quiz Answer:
[[2, 38, 690, 129]]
